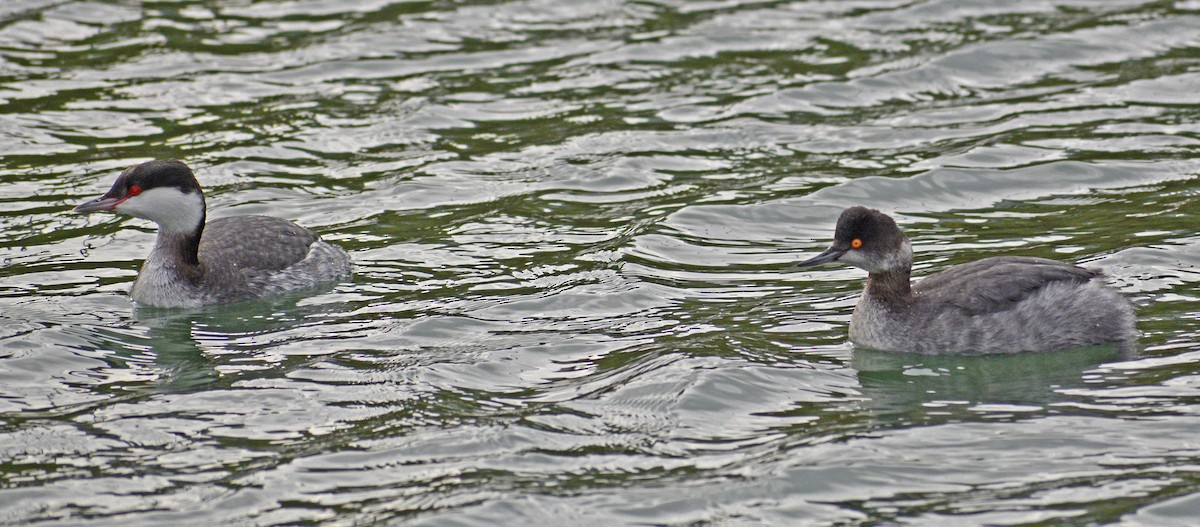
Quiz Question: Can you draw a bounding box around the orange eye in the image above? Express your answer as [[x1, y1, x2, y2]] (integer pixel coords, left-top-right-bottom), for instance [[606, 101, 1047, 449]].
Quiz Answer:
[[128, 185, 142, 196], [851, 238, 863, 249]]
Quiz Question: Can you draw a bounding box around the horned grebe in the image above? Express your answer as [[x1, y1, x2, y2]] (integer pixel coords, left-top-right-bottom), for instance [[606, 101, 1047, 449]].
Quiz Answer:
[[796, 206, 1136, 354], [74, 159, 352, 308]]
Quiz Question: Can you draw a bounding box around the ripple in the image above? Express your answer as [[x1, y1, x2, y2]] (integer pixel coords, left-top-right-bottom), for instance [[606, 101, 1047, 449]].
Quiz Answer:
[[3, 0, 1199, 525]]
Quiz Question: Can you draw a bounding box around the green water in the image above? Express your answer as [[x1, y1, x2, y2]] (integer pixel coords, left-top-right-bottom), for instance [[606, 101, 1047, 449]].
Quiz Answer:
[[2, 1, 1200, 525]]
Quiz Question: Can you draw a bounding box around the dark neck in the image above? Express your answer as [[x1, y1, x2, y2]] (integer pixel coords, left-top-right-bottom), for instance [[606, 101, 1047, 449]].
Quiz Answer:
[[864, 268, 913, 308], [180, 224, 203, 266], [151, 220, 205, 272], [179, 209, 205, 266]]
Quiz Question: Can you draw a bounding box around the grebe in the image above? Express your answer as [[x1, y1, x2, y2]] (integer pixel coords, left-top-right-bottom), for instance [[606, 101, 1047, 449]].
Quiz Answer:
[[74, 160, 352, 308], [796, 206, 1136, 354]]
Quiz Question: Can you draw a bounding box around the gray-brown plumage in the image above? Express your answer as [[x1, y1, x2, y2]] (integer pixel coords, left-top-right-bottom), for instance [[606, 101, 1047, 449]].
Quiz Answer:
[[74, 160, 352, 308], [797, 206, 1136, 354]]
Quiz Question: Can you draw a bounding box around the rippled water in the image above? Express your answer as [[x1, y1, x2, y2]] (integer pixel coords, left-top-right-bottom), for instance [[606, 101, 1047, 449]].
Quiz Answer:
[[3, 0, 1200, 525]]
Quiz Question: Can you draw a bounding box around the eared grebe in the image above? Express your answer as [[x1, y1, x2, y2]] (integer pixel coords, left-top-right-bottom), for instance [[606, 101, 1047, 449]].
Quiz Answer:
[[797, 206, 1136, 354], [74, 160, 352, 308]]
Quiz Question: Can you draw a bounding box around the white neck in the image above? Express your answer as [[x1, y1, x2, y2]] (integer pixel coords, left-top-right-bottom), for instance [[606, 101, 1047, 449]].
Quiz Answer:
[[115, 187, 205, 236]]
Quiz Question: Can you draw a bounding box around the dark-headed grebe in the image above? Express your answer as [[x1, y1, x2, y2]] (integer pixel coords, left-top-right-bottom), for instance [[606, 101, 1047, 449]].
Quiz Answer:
[[74, 160, 352, 308], [797, 206, 1136, 354]]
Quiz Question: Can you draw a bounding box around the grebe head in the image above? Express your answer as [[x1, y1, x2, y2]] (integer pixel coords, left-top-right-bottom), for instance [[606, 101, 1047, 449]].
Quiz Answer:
[[74, 159, 206, 235], [796, 206, 912, 274]]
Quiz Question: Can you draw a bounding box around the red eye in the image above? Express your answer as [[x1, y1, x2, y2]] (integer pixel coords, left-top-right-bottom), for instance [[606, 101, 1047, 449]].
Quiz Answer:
[[128, 185, 142, 196], [851, 238, 863, 249]]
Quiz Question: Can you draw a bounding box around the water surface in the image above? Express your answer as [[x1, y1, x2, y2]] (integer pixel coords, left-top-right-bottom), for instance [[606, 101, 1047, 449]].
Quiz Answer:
[[2, 0, 1200, 525]]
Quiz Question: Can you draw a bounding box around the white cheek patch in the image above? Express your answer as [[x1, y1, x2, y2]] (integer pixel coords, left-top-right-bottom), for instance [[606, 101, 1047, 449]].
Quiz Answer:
[[115, 187, 205, 235]]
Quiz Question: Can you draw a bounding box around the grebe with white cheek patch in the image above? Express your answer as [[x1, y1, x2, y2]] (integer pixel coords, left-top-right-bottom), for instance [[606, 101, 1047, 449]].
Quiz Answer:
[[74, 160, 352, 308]]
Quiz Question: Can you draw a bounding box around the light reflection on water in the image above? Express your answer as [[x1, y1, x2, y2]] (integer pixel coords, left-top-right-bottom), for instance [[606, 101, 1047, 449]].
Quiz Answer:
[[2, 0, 1200, 525]]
